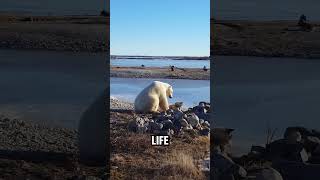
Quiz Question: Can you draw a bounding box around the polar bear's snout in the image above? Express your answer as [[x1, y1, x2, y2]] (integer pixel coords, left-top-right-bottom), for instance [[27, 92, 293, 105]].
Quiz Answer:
[[167, 86, 173, 98]]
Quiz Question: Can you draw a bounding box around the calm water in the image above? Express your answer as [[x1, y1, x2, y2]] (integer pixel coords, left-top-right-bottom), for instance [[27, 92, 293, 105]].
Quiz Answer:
[[111, 58, 210, 68], [214, 56, 320, 156], [0, 49, 106, 129], [212, 0, 320, 20], [110, 77, 210, 108]]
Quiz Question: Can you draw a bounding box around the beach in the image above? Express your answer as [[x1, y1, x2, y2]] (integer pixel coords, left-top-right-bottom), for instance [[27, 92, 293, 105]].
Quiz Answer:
[[111, 66, 209, 80], [0, 116, 106, 179], [0, 15, 108, 53], [0, 15, 108, 179]]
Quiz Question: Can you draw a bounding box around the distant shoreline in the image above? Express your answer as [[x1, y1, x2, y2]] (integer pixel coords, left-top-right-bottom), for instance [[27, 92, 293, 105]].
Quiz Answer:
[[111, 55, 210, 60], [110, 66, 210, 80], [0, 14, 109, 53], [212, 19, 320, 59]]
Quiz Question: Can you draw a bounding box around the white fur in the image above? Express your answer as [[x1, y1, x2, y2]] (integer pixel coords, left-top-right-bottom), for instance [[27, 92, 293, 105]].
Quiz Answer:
[[134, 81, 173, 113]]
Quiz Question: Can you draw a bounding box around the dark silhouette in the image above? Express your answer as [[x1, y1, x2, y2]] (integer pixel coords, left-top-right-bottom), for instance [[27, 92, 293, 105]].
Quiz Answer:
[[298, 14, 312, 31], [298, 14, 307, 26], [100, 10, 109, 17], [203, 66, 208, 71], [170, 65, 175, 71]]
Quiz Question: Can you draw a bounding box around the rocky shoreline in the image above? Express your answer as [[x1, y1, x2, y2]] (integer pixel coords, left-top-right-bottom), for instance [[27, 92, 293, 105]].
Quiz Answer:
[[110, 99, 211, 179], [213, 126, 320, 180], [0, 116, 106, 179], [212, 19, 320, 59], [111, 66, 210, 80], [0, 15, 109, 53]]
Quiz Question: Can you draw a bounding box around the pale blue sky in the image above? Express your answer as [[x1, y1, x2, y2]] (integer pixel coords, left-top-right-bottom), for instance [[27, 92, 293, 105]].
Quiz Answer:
[[111, 0, 209, 56]]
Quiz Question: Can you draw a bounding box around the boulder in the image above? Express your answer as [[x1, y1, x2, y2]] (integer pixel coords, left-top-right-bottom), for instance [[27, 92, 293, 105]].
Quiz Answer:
[[213, 148, 247, 180], [284, 127, 313, 138], [304, 136, 320, 154], [148, 121, 163, 132], [253, 168, 283, 180], [186, 113, 200, 128], [266, 139, 308, 162], [173, 110, 184, 120], [162, 119, 174, 130], [127, 117, 148, 133], [180, 119, 189, 128]]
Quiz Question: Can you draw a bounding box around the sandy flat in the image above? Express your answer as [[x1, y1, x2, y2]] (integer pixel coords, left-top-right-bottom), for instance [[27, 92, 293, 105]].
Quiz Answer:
[[111, 66, 210, 80]]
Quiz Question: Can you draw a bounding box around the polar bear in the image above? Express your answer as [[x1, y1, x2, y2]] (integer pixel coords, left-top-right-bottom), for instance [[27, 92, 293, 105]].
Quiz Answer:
[[134, 81, 173, 113]]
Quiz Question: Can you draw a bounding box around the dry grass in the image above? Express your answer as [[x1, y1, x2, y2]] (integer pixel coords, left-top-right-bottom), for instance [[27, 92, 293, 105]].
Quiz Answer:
[[158, 151, 205, 180], [110, 111, 209, 180]]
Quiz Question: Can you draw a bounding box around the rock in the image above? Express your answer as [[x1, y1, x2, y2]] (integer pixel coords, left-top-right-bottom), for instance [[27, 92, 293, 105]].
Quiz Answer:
[[166, 109, 174, 115], [272, 160, 320, 180], [162, 120, 174, 130], [193, 104, 207, 120], [314, 145, 320, 155], [213, 128, 234, 147], [85, 176, 101, 180], [183, 124, 193, 130], [284, 127, 313, 138], [160, 129, 174, 136], [304, 136, 320, 153], [284, 129, 302, 143], [266, 139, 308, 162], [253, 168, 283, 180], [202, 121, 210, 128], [250, 146, 266, 155], [149, 121, 163, 132], [174, 102, 183, 109], [127, 117, 148, 133], [173, 110, 184, 120], [180, 119, 189, 127], [186, 113, 200, 128], [199, 128, 210, 136], [213, 148, 247, 179]]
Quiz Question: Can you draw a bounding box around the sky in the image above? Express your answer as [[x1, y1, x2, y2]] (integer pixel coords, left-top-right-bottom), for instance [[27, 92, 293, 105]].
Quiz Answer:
[[111, 0, 209, 57]]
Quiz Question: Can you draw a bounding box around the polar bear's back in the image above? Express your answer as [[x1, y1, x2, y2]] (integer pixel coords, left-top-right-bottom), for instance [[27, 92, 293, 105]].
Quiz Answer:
[[134, 81, 170, 112], [138, 81, 169, 96]]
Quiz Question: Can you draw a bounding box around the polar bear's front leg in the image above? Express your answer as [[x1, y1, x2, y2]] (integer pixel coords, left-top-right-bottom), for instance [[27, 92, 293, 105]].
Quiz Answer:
[[148, 95, 160, 113], [159, 95, 169, 112]]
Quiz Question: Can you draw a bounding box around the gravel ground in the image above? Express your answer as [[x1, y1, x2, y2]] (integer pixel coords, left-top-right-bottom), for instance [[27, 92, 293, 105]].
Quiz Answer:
[[110, 97, 134, 111], [0, 116, 78, 154], [0, 16, 109, 53], [0, 116, 106, 179]]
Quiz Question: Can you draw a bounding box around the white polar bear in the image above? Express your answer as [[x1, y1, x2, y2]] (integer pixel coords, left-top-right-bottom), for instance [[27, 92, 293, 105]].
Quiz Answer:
[[134, 81, 173, 113]]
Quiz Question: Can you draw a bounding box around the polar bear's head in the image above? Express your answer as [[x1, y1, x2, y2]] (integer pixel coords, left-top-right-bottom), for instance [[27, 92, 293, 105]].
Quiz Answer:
[[167, 85, 173, 98]]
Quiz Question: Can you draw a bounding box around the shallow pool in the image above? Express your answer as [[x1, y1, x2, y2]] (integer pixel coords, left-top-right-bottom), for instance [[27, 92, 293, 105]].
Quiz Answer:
[[111, 58, 210, 68]]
